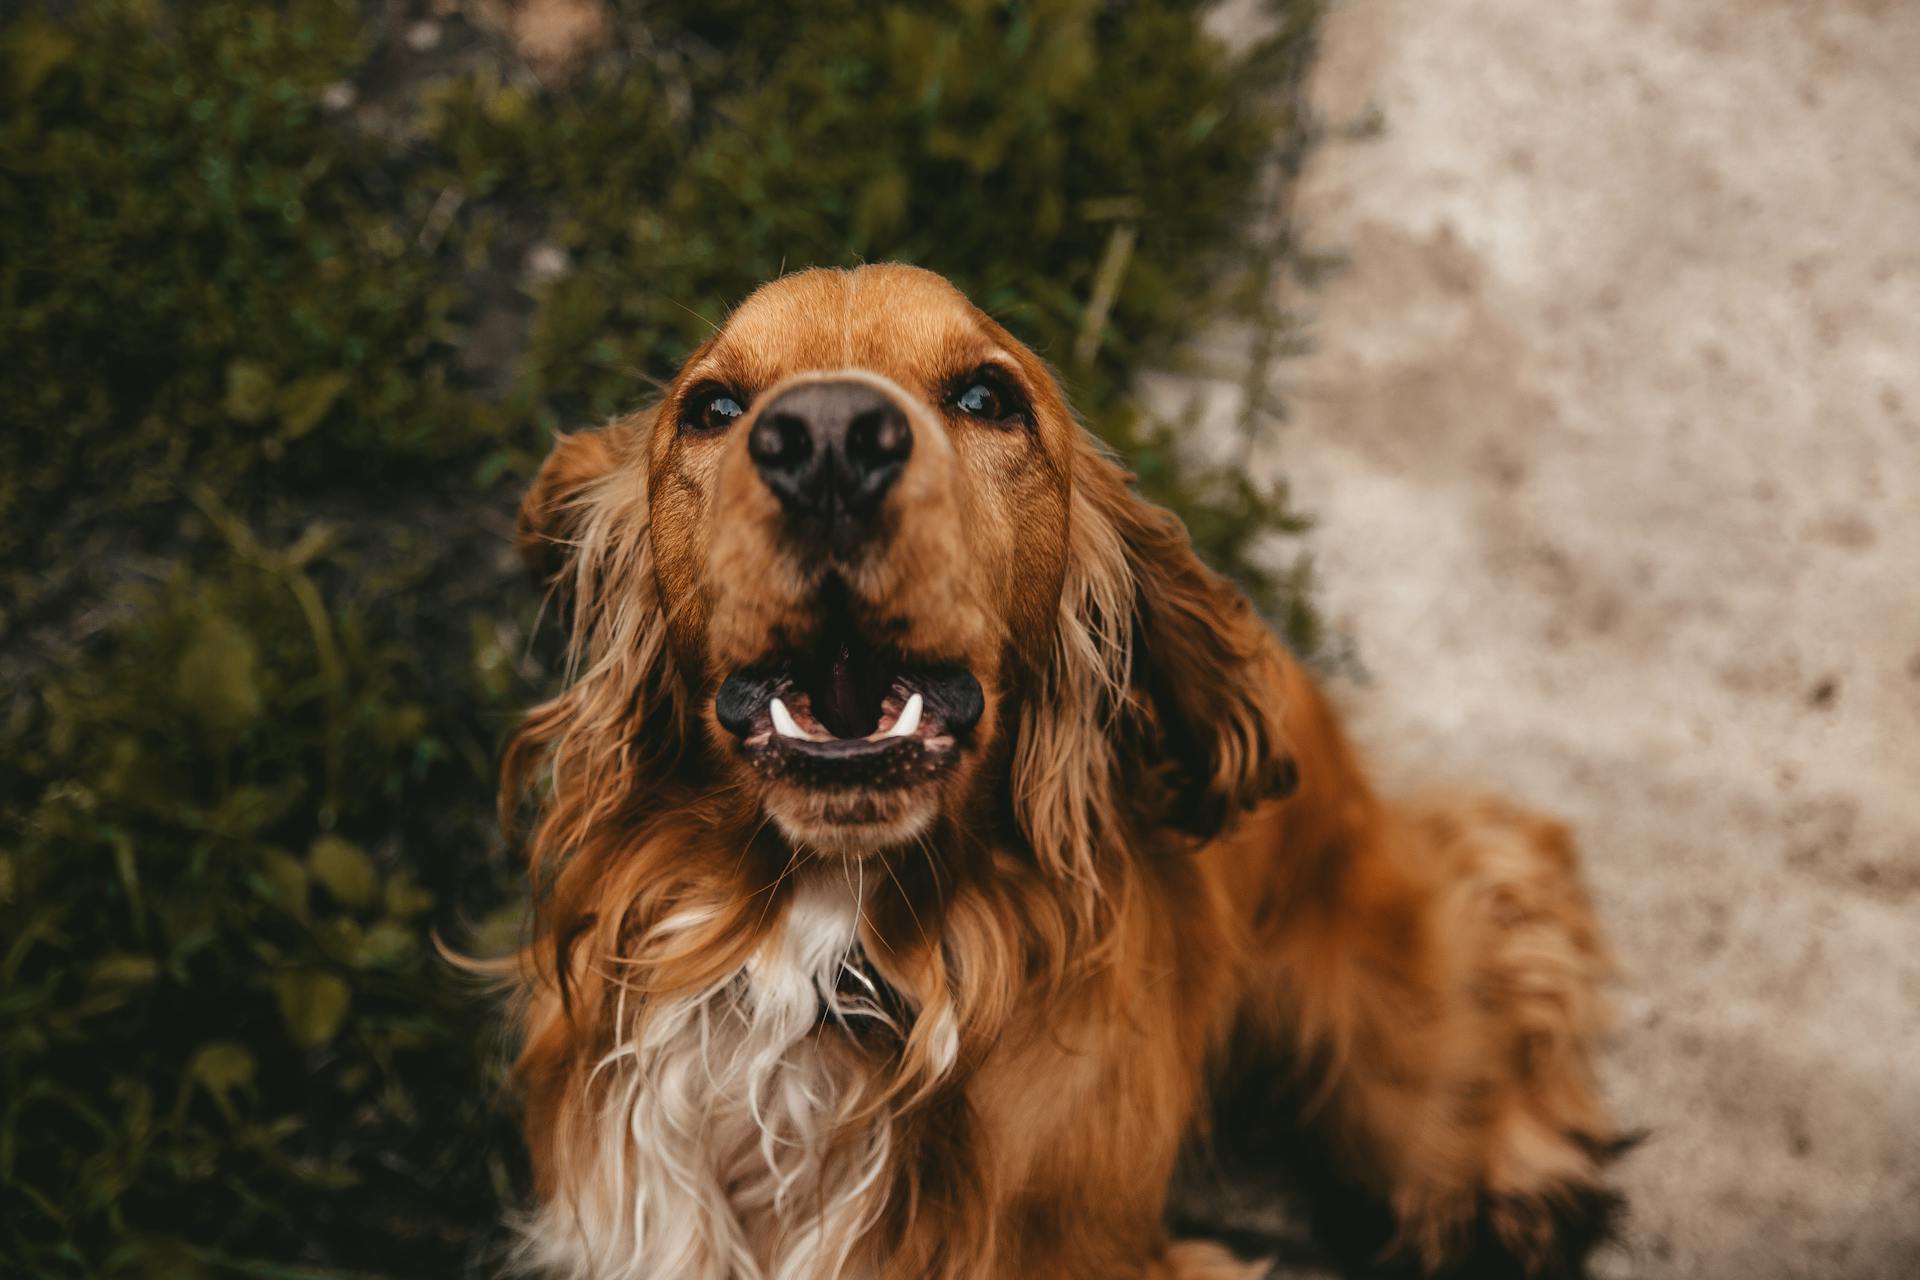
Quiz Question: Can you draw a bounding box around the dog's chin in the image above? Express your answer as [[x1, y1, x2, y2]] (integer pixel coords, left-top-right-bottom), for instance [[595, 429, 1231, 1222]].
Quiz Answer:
[[761, 784, 942, 858]]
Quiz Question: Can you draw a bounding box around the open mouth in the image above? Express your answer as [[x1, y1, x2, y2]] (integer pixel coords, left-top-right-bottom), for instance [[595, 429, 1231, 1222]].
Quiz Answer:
[[715, 629, 983, 792]]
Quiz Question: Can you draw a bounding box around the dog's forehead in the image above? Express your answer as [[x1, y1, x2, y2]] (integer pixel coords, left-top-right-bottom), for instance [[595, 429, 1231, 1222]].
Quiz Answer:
[[697, 266, 1005, 389]]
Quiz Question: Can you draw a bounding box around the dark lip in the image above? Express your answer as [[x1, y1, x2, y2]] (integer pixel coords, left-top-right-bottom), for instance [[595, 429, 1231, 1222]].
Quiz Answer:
[[715, 663, 984, 792], [753, 730, 958, 791]]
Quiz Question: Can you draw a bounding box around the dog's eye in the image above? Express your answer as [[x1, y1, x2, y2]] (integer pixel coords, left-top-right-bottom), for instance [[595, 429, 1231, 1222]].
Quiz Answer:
[[949, 369, 1027, 426], [682, 387, 746, 435], [954, 382, 1002, 418]]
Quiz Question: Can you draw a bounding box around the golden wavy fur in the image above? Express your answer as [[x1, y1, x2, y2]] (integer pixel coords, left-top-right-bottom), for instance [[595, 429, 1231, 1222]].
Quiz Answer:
[[502, 265, 1620, 1279]]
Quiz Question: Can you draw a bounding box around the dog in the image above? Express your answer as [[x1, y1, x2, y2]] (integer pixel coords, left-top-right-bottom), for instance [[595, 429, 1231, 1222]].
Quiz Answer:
[[503, 264, 1621, 1279]]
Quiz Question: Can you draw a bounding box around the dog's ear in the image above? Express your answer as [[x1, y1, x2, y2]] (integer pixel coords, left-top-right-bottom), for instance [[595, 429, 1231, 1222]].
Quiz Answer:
[[517, 422, 634, 585], [1015, 440, 1296, 886], [1096, 464, 1298, 837], [504, 412, 688, 839]]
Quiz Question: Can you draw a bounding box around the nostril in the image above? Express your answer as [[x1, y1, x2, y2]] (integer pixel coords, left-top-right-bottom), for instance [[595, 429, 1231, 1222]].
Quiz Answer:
[[750, 413, 813, 473], [845, 407, 911, 467], [840, 405, 911, 515]]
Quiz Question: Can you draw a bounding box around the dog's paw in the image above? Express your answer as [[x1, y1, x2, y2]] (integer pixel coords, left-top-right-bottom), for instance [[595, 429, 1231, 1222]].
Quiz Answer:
[[1306, 1136, 1639, 1280], [1447, 1178, 1627, 1280]]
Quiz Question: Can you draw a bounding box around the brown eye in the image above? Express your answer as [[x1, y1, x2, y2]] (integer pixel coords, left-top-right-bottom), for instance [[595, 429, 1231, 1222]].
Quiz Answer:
[[682, 387, 746, 435], [949, 369, 1027, 426]]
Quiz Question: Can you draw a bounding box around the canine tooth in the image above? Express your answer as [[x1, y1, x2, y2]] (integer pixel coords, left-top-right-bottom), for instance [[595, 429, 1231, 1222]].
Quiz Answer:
[[770, 697, 807, 739], [886, 692, 924, 738]]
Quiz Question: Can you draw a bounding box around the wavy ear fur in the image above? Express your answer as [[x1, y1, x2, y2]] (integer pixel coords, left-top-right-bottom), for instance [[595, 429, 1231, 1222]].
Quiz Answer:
[[516, 422, 628, 582], [1095, 460, 1299, 837], [1015, 436, 1296, 895], [503, 411, 689, 884]]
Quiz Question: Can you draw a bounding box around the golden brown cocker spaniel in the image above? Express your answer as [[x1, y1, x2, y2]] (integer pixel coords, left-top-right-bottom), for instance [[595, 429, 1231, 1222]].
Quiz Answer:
[[504, 265, 1621, 1279]]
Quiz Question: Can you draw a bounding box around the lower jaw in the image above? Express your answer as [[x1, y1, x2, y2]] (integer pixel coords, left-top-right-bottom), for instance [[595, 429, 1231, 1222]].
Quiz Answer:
[[763, 787, 941, 856]]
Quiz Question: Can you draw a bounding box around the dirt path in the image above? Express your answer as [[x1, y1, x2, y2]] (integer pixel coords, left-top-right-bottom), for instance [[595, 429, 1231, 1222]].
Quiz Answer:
[[1263, 1, 1920, 1275]]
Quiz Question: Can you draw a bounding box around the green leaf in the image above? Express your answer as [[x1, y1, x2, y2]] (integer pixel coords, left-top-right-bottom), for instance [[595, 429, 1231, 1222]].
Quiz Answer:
[[271, 971, 351, 1049], [359, 920, 416, 968], [87, 953, 160, 987], [176, 613, 262, 736], [187, 1041, 256, 1097], [222, 359, 278, 423], [307, 836, 376, 909], [276, 371, 351, 441], [256, 848, 310, 918], [383, 869, 434, 920]]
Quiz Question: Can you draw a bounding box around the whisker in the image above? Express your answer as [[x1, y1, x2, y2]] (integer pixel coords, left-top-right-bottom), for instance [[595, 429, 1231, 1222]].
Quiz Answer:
[[882, 852, 934, 960], [752, 842, 807, 936]]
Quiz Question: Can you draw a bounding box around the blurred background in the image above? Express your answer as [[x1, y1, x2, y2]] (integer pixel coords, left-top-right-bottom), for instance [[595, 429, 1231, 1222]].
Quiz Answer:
[[3, 1, 1916, 1278]]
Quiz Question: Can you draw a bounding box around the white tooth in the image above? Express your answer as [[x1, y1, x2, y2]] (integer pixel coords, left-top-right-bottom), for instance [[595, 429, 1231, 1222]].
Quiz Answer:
[[770, 697, 806, 739], [886, 692, 924, 738]]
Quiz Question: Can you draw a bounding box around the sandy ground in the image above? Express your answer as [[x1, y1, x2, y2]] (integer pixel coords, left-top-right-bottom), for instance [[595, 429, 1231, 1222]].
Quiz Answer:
[[1248, 0, 1920, 1275]]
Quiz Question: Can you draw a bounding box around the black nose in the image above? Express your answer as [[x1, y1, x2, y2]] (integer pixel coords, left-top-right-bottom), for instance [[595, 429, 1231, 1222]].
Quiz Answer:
[[747, 380, 912, 528]]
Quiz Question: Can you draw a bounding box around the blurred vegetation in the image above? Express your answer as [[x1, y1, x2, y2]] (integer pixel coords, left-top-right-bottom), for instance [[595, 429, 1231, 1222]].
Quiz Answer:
[[0, 0, 1326, 1274]]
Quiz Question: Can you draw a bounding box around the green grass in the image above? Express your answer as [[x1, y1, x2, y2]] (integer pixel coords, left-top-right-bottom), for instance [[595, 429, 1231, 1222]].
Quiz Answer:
[[0, 1, 1325, 1273]]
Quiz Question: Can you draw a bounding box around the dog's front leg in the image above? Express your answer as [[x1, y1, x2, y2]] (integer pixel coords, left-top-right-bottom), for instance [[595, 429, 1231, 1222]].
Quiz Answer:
[[1256, 783, 1624, 1277]]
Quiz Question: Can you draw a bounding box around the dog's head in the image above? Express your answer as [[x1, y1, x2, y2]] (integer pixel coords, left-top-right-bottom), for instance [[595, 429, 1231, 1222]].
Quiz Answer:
[[514, 265, 1292, 888]]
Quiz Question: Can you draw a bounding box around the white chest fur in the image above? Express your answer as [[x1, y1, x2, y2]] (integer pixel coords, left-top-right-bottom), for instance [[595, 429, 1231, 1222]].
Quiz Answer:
[[519, 875, 896, 1280]]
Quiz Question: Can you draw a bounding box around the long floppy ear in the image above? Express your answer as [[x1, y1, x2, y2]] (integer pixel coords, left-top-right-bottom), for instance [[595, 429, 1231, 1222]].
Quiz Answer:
[[1015, 438, 1297, 890], [503, 411, 688, 847], [1093, 460, 1299, 837], [516, 424, 627, 582]]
